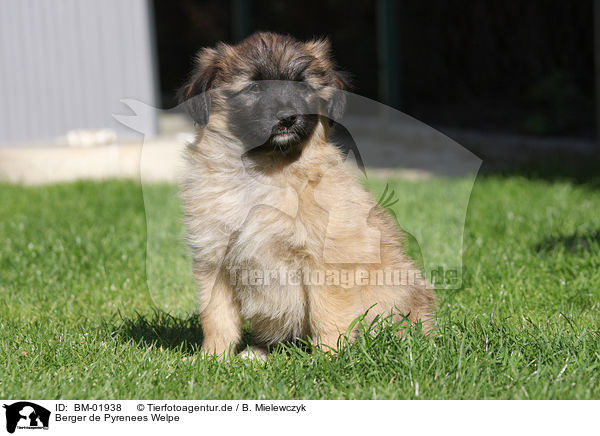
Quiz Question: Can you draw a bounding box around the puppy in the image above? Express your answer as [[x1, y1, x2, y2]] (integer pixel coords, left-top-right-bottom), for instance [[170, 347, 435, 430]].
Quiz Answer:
[[178, 32, 436, 358]]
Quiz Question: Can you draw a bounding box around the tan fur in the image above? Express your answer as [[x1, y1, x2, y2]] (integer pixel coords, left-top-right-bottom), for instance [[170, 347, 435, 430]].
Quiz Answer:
[[180, 33, 436, 358]]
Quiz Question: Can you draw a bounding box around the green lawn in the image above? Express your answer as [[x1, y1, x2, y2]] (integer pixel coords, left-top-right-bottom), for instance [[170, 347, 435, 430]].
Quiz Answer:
[[1, 173, 599, 399]]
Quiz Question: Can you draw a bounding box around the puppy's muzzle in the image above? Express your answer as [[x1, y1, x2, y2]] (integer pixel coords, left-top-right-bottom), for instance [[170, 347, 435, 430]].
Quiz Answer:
[[272, 111, 301, 136], [276, 111, 298, 128]]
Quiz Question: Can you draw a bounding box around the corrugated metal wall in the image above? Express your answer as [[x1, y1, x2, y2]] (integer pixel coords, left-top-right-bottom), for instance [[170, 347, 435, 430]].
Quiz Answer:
[[0, 0, 158, 144]]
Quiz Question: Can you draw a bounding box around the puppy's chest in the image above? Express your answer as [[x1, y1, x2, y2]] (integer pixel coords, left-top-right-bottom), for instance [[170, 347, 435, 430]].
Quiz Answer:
[[221, 183, 325, 338], [227, 182, 327, 266]]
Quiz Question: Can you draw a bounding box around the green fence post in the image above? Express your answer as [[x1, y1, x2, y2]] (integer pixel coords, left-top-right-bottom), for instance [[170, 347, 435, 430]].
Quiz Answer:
[[232, 0, 252, 42], [377, 0, 401, 110], [595, 0, 600, 148]]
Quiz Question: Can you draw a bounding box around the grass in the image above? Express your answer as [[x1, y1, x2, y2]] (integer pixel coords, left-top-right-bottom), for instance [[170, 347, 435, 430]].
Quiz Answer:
[[0, 172, 599, 399]]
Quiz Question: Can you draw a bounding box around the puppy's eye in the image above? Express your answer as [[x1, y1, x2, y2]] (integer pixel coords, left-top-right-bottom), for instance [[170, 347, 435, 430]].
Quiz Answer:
[[296, 81, 313, 92], [244, 82, 261, 93]]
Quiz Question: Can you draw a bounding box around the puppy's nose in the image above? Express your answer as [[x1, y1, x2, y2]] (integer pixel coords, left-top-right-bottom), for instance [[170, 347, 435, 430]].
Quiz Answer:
[[276, 111, 298, 127]]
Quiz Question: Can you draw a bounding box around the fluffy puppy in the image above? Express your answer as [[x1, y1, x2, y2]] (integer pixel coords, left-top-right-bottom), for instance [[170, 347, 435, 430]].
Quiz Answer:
[[179, 32, 436, 358]]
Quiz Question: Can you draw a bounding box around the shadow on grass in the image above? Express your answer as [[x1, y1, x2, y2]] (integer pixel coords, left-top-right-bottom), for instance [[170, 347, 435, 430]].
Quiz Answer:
[[534, 229, 600, 253], [106, 309, 433, 362], [107, 310, 261, 355], [479, 155, 600, 188]]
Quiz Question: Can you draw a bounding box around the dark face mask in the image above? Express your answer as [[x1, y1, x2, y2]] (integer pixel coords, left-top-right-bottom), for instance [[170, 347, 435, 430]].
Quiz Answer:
[[225, 80, 320, 153]]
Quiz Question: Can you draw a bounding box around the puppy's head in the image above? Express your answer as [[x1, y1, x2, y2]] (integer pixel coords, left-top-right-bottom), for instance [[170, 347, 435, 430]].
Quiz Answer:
[[179, 32, 349, 153]]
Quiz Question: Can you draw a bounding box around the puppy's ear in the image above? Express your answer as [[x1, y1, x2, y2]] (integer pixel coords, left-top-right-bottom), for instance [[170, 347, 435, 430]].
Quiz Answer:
[[307, 37, 351, 121], [327, 69, 350, 121], [178, 47, 219, 125], [306, 37, 332, 60]]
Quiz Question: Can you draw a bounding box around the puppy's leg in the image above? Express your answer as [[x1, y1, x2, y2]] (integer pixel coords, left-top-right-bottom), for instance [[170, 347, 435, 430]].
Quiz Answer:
[[307, 285, 362, 352], [196, 268, 242, 358], [362, 283, 437, 336]]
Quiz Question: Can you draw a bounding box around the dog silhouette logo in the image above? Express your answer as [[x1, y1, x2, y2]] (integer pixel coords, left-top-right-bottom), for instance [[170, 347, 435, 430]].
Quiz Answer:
[[2, 402, 50, 433]]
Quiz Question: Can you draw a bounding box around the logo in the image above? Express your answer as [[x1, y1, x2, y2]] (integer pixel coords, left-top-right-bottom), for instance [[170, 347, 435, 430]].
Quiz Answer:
[[2, 402, 50, 434]]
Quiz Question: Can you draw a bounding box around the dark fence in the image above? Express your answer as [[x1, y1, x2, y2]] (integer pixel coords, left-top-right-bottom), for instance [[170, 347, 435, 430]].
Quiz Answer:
[[153, 0, 594, 138]]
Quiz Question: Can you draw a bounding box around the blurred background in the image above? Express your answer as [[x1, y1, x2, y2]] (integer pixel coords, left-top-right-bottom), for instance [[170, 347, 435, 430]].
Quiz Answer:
[[155, 0, 595, 138], [0, 0, 598, 183]]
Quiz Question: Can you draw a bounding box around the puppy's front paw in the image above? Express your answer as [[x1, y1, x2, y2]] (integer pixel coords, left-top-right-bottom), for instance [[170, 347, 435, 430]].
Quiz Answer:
[[200, 341, 237, 360], [238, 346, 268, 361]]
